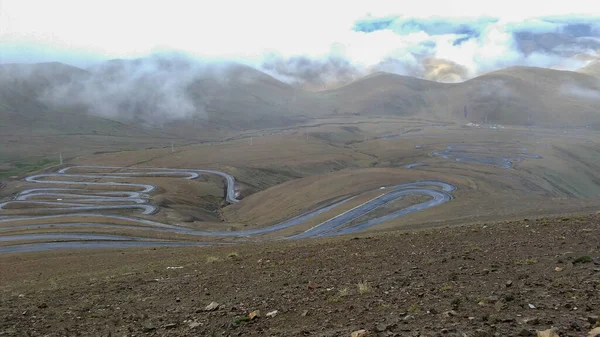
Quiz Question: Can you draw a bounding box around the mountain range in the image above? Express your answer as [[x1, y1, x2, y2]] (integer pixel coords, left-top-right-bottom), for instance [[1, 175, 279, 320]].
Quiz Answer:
[[1, 56, 599, 140]]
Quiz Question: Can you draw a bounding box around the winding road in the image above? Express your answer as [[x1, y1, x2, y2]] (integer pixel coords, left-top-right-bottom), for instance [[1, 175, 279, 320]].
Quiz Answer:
[[0, 166, 455, 253], [429, 144, 542, 168]]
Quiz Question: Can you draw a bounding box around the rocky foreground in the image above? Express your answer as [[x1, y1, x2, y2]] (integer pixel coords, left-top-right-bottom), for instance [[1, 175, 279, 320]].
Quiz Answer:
[[1, 214, 600, 336]]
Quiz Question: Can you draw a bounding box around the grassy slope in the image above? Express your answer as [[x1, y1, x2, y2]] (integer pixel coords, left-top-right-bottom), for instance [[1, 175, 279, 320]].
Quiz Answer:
[[3, 62, 600, 165], [324, 67, 600, 127]]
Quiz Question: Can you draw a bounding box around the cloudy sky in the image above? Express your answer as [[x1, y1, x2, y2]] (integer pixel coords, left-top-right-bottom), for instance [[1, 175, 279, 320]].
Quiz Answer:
[[1, 0, 599, 85]]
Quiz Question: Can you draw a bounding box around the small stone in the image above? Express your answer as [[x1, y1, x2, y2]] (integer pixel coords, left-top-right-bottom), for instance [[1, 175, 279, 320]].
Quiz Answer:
[[188, 321, 201, 328], [588, 316, 599, 325], [301, 310, 309, 317], [519, 328, 534, 336], [38, 303, 48, 309], [554, 266, 564, 272], [350, 329, 370, 337], [487, 295, 500, 303], [266, 310, 278, 318], [204, 301, 219, 311], [164, 323, 177, 329], [375, 323, 392, 332], [307, 281, 319, 290], [529, 304, 536, 309], [524, 317, 540, 325], [403, 315, 414, 321], [443, 310, 458, 317], [506, 280, 513, 287], [249, 310, 260, 320], [142, 321, 155, 332]]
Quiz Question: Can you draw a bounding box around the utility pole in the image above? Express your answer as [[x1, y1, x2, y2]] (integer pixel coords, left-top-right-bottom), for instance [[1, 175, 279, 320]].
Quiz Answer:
[[59, 152, 63, 165]]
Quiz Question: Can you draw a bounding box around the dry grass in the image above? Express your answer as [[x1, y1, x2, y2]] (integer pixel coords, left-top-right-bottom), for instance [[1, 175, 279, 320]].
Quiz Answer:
[[357, 281, 372, 294], [338, 287, 349, 297], [206, 256, 221, 263]]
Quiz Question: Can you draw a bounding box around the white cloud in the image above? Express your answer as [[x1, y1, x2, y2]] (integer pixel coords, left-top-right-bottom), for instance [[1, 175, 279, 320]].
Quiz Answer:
[[1, 0, 599, 83]]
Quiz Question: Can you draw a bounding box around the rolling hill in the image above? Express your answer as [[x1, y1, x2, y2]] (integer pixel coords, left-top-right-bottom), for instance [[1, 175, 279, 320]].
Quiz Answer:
[[446, 66, 600, 127], [0, 62, 184, 166], [320, 66, 600, 127], [2, 59, 600, 166], [578, 60, 600, 78]]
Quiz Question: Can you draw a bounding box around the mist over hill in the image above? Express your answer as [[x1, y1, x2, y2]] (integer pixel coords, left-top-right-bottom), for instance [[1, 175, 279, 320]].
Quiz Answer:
[[2, 56, 600, 132]]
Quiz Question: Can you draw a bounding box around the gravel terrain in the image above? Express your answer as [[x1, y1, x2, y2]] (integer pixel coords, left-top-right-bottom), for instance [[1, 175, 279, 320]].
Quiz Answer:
[[1, 214, 599, 336]]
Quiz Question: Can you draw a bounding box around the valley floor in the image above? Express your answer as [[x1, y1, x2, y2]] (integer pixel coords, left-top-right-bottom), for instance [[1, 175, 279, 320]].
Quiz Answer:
[[1, 213, 599, 337]]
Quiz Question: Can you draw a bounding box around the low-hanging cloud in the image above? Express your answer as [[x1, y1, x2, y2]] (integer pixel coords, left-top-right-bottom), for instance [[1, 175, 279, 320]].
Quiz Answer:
[[40, 54, 256, 126], [560, 82, 600, 100], [261, 54, 364, 89]]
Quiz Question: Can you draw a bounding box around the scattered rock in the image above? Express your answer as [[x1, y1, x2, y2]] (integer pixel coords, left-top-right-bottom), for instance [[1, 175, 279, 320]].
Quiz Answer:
[[506, 280, 513, 287], [307, 281, 319, 290], [375, 322, 394, 332], [588, 316, 599, 325], [142, 321, 155, 332], [266, 310, 278, 318], [204, 301, 219, 311], [164, 323, 177, 329], [529, 304, 536, 309], [443, 310, 458, 318], [519, 328, 534, 336], [188, 321, 201, 328], [37, 303, 48, 309], [249, 310, 260, 320], [524, 317, 540, 325], [487, 295, 500, 303], [350, 329, 370, 337], [554, 266, 564, 272], [536, 329, 559, 337], [301, 310, 309, 317]]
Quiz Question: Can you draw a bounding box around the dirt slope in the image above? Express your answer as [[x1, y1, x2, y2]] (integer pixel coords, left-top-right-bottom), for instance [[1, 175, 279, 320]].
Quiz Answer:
[[1, 213, 599, 336]]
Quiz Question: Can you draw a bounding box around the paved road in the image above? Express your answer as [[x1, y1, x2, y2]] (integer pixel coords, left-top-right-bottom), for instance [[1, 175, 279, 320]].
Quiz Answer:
[[430, 144, 542, 168], [0, 166, 455, 253]]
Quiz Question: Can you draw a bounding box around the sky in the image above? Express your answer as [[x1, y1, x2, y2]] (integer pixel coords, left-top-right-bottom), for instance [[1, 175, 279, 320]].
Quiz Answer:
[[1, 0, 600, 85]]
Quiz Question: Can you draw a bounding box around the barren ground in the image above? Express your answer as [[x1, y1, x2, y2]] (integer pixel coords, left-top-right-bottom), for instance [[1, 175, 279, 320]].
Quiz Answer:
[[1, 214, 599, 336]]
